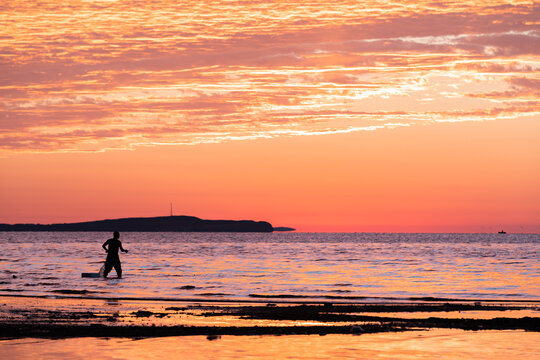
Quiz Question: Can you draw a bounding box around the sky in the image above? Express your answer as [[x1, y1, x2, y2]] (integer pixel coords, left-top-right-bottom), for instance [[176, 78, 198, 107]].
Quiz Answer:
[[1, 0, 539, 232]]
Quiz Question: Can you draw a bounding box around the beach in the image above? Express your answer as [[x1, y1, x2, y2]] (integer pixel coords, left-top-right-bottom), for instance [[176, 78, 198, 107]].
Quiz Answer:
[[1, 294, 539, 336], [2, 330, 539, 359], [1, 295, 539, 359]]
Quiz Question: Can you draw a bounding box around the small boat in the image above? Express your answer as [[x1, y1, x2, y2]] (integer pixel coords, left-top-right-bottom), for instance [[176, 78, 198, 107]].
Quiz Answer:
[[498, 230, 506, 234]]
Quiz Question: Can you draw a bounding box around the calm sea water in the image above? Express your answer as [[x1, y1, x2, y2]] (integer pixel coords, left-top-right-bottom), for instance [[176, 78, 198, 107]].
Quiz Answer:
[[0, 232, 538, 301]]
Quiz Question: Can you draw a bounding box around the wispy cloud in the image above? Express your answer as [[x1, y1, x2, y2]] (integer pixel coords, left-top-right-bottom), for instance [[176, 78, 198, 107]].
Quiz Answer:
[[1, 0, 538, 153]]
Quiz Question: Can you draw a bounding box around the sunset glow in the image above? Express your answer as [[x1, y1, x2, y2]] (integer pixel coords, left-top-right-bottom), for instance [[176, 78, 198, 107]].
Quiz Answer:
[[1, 1, 539, 232]]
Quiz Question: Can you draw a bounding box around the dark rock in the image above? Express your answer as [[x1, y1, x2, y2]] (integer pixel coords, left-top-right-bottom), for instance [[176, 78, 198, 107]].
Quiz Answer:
[[132, 310, 154, 318], [351, 325, 364, 334]]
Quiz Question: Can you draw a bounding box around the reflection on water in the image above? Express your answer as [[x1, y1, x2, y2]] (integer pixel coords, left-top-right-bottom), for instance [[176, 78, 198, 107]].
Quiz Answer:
[[1, 330, 539, 360], [0, 232, 538, 301]]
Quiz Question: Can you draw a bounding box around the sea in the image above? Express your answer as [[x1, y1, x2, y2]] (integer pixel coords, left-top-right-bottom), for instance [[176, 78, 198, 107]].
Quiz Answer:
[[1, 232, 538, 302]]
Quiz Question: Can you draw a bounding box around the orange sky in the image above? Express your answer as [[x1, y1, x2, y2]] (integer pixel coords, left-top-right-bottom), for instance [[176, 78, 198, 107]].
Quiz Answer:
[[1, 1, 539, 232]]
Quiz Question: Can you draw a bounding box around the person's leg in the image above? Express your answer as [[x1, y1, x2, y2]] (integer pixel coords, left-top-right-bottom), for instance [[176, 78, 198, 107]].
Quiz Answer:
[[103, 261, 113, 278], [114, 261, 122, 278]]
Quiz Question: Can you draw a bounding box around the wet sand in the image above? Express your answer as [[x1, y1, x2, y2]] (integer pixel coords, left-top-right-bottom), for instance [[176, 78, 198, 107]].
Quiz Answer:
[[1, 295, 538, 339], [3, 330, 539, 360]]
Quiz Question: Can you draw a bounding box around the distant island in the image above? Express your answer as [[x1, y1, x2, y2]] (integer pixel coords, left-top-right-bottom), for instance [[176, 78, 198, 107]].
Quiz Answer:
[[273, 227, 296, 232], [0, 216, 275, 232]]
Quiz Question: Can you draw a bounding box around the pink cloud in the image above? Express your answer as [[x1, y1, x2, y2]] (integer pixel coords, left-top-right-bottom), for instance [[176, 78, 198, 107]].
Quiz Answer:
[[1, 1, 538, 153]]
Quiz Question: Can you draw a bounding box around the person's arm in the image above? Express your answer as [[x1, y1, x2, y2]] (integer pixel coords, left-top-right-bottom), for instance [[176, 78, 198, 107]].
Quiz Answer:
[[120, 241, 129, 253], [102, 239, 109, 252]]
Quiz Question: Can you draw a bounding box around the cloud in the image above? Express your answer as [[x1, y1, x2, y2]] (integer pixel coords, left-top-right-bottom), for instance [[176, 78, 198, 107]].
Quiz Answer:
[[1, 1, 539, 153], [453, 61, 537, 73], [465, 76, 540, 99], [509, 77, 540, 90]]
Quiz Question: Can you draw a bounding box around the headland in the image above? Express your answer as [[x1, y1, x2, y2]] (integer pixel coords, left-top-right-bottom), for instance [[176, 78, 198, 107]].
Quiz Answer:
[[0, 215, 274, 232]]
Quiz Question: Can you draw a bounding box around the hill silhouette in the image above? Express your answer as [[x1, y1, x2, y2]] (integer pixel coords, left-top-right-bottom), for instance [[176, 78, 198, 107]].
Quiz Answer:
[[0, 216, 273, 232]]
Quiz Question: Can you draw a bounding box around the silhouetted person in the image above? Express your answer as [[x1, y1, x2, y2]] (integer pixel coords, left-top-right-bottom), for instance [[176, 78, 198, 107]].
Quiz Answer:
[[102, 231, 128, 278]]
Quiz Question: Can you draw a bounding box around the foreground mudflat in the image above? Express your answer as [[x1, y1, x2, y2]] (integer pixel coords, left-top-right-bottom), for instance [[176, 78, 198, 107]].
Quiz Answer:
[[0, 295, 538, 338]]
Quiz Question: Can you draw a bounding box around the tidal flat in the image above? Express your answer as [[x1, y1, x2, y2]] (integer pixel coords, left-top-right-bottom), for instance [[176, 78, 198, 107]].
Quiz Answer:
[[1, 295, 539, 359], [0, 295, 538, 338]]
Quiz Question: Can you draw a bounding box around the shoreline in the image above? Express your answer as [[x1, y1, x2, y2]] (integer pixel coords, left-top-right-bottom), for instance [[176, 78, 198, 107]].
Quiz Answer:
[[1, 323, 409, 339], [3, 293, 539, 304], [1, 295, 538, 339]]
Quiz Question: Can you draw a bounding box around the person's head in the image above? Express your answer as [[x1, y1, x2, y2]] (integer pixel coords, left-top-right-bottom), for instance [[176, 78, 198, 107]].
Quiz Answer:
[[113, 231, 120, 239]]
